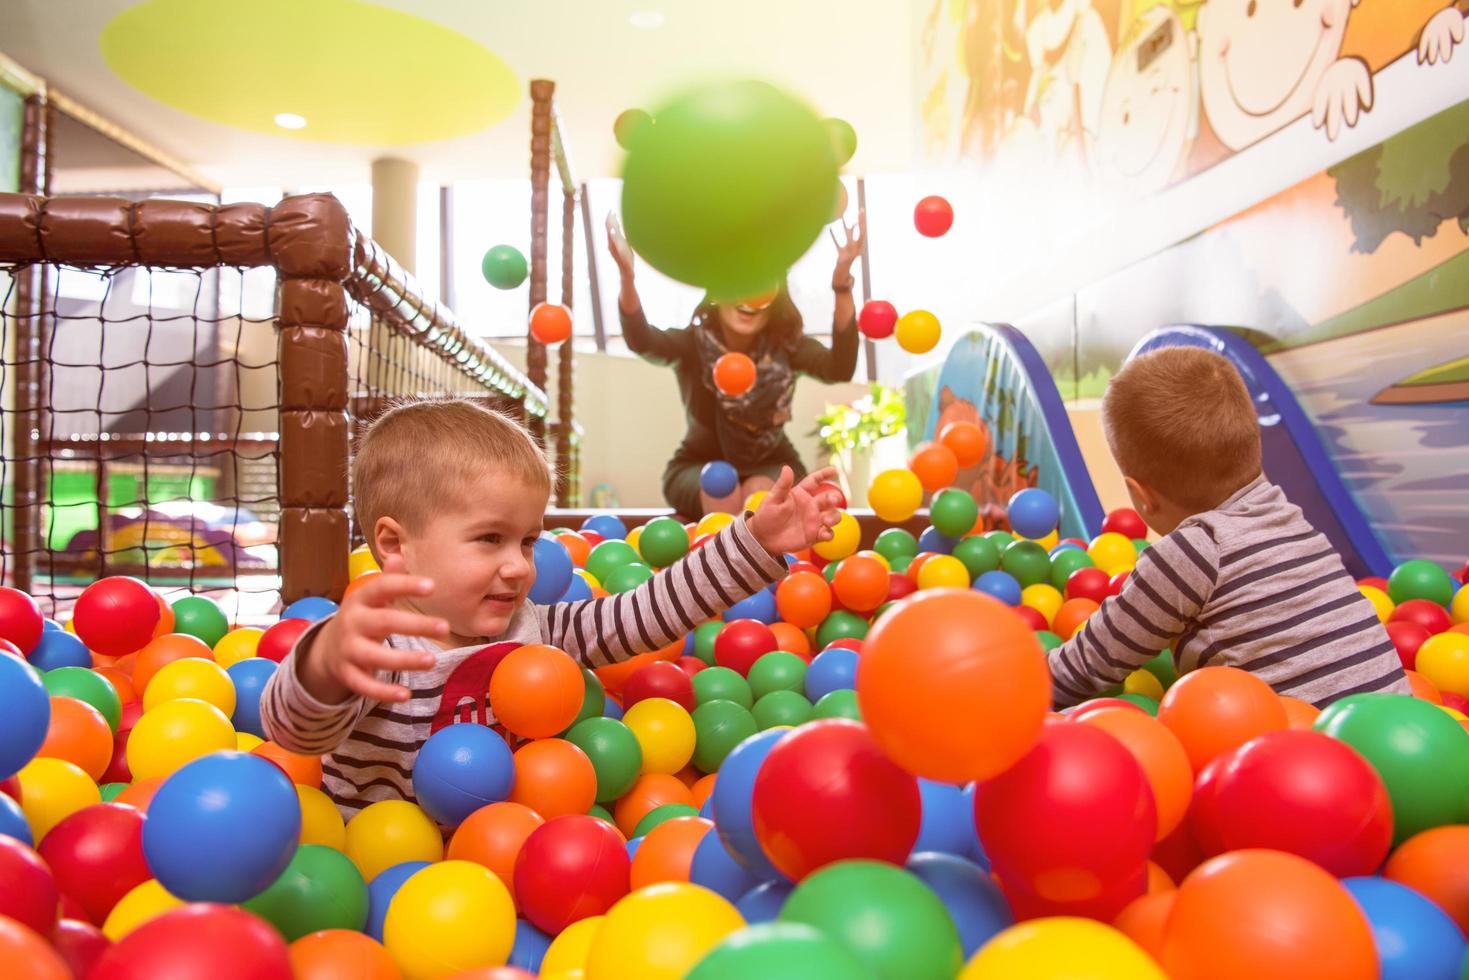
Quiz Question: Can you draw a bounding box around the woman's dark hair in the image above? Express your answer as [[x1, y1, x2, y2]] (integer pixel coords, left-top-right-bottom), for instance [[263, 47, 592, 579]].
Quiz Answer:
[[694, 282, 804, 351]]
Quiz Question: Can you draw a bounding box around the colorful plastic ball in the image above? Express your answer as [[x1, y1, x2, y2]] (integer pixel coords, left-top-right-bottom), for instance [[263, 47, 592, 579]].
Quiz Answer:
[[722, 586, 777, 624], [92, 904, 292, 980], [774, 572, 831, 629], [525, 535, 573, 606], [906, 853, 1011, 958], [0, 791, 30, 845], [1417, 631, 1469, 696], [584, 541, 638, 587], [1390, 598, 1452, 636], [1389, 560, 1457, 608], [36, 803, 148, 926], [43, 667, 121, 732], [1157, 666, 1287, 771], [257, 618, 312, 664], [37, 694, 111, 781], [913, 195, 954, 237], [240, 843, 367, 943], [384, 860, 516, 980], [348, 544, 380, 580], [142, 657, 236, 717], [603, 562, 655, 594], [917, 526, 958, 556], [688, 921, 867, 979], [1383, 825, 1469, 934], [830, 556, 889, 613], [1087, 532, 1137, 575], [911, 778, 973, 857], [251, 741, 322, 789], [0, 835, 58, 935], [905, 442, 957, 495], [585, 881, 744, 980], [101, 879, 184, 941], [746, 652, 808, 702], [1454, 582, 1469, 623], [803, 648, 857, 703], [699, 461, 739, 499], [488, 644, 583, 739], [538, 916, 601, 976], [0, 587, 43, 657], [1342, 875, 1466, 980], [1062, 564, 1109, 603], [630, 815, 712, 889], [1359, 585, 1394, 623], [858, 300, 898, 340], [615, 773, 693, 839], [750, 691, 812, 730], [868, 469, 924, 523], [712, 351, 757, 397], [688, 826, 761, 903], [713, 620, 778, 676], [637, 516, 690, 570], [344, 801, 443, 885], [482, 244, 528, 290], [895, 310, 941, 354], [287, 928, 401, 980], [1076, 706, 1191, 841], [936, 421, 986, 469], [72, 578, 160, 659], [213, 627, 264, 669], [514, 814, 630, 935], [582, 514, 628, 542], [690, 700, 759, 773], [28, 631, 91, 671], [156, 598, 224, 652], [412, 723, 515, 828], [810, 689, 861, 721], [1007, 488, 1060, 540], [1099, 508, 1147, 539], [624, 697, 697, 775], [226, 658, 277, 739], [999, 539, 1050, 589], [813, 510, 860, 562], [916, 554, 969, 590], [1051, 597, 1100, 639], [124, 697, 234, 781], [528, 301, 573, 345], [949, 538, 998, 583], [446, 802, 543, 907], [275, 597, 334, 625], [16, 758, 101, 841], [961, 917, 1164, 979], [613, 106, 653, 150], [363, 861, 430, 943], [928, 488, 977, 539], [565, 717, 643, 802], [508, 738, 597, 820], [285, 785, 341, 852], [972, 569, 1022, 606], [51, 917, 110, 979]]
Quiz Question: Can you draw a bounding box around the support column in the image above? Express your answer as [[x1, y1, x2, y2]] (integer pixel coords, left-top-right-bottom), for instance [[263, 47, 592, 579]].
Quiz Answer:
[[370, 157, 419, 276]]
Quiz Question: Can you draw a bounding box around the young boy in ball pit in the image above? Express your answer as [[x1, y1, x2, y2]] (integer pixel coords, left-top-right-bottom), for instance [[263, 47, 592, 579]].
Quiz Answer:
[[1048, 347, 1410, 708], [261, 399, 841, 817]]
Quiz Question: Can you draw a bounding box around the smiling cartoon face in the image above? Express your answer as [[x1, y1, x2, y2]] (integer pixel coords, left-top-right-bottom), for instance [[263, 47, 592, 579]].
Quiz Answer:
[[1198, 0, 1354, 149], [1094, 8, 1196, 194]]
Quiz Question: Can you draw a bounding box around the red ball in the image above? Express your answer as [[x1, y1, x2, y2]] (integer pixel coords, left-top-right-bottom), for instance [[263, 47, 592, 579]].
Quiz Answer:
[[529, 302, 573, 345], [257, 618, 311, 663], [0, 836, 59, 935], [788, 561, 822, 578], [100, 730, 132, 785], [1067, 698, 1149, 721], [1107, 571, 1130, 596], [1386, 620, 1431, 671], [751, 720, 920, 880], [822, 637, 863, 653], [1458, 558, 1469, 586], [817, 482, 847, 510], [90, 904, 291, 980], [1101, 509, 1149, 540], [1065, 567, 1112, 604], [674, 656, 708, 679], [885, 573, 917, 604], [581, 531, 605, 548], [1443, 691, 1469, 714], [713, 620, 779, 676], [973, 720, 1157, 897], [72, 578, 161, 658], [0, 587, 43, 656], [1, 776, 20, 802], [1358, 576, 1390, 593], [38, 804, 150, 926], [913, 195, 954, 237], [513, 814, 630, 935], [690, 533, 715, 551], [1390, 599, 1451, 636], [622, 661, 696, 712], [857, 301, 898, 340], [52, 918, 111, 979], [1014, 605, 1049, 632], [1001, 862, 1147, 923]]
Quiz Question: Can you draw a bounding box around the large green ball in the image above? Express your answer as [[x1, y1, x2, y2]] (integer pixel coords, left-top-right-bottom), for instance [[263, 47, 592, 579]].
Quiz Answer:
[[825, 118, 859, 166], [952, 536, 1001, 580], [603, 561, 655, 594], [1000, 539, 1051, 589], [816, 611, 868, 648], [747, 651, 807, 701], [811, 689, 861, 721], [688, 922, 868, 980], [170, 595, 230, 649], [874, 528, 918, 564], [983, 530, 1015, 549], [779, 860, 963, 980], [930, 489, 979, 539], [621, 80, 840, 300], [243, 844, 368, 942], [1140, 649, 1178, 689], [565, 716, 642, 802], [692, 699, 759, 772], [693, 667, 753, 709], [752, 690, 812, 730], [632, 803, 700, 839], [1048, 548, 1095, 592], [1387, 560, 1456, 607], [693, 621, 725, 667], [638, 516, 690, 569], [1315, 692, 1469, 843], [481, 244, 527, 290], [559, 667, 606, 736], [44, 666, 121, 732], [586, 540, 642, 584]]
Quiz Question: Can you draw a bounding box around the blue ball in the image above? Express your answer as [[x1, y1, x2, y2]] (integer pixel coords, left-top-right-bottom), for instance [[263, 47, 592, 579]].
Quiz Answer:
[[918, 525, 958, 555], [42, 619, 62, 632], [280, 596, 338, 622], [1007, 488, 1060, 540], [724, 587, 778, 624], [412, 723, 515, 827], [958, 783, 990, 869], [509, 918, 553, 973], [558, 574, 594, 603], [366, 861, 431, 941], [581, 514, 628, 541], [915, 779, 973, 857], [1048, 542, 1085, 558], [699, 793, 716, 820], [700, 461, 739, 499], [142, 751, 302, 902], [602, 698, 624, 721], [27, 630, 90, 671], [907, 852, 1013, 957], [0, 651, 49, 780], [529, 534, 575, 605], [737, 880, 793, 924], [712, 728, 788, 881], [0, 792, 32, 846], [973, 570, 1022, 606], [690, 826, 762, 901], [805, 648, 858, 702], [227, 658, 278, 740], [1344, 876, 1466, 980], [626, 835, 644, 860]]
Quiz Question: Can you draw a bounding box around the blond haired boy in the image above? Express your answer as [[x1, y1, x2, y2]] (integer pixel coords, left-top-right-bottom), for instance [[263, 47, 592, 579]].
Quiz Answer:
[[1049, 347, 1409, 707], [262, 399, 841, 816]]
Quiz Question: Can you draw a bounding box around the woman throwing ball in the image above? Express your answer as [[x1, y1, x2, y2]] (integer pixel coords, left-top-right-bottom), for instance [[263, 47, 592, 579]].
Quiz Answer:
[[609, 214, 863, 519]]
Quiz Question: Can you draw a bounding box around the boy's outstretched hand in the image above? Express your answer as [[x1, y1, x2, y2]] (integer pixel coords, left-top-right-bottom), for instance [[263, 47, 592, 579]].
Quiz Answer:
[[747, 466, 845, 557], [299, 554, 447, 705]]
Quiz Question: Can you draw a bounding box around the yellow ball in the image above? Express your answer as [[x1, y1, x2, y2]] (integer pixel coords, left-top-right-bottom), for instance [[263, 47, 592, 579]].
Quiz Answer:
[[585, 882, 744, 980], [813, 511, 860, 562], [959, 917, 1166, 979], [383, 860, 516, 980], [349, 544, 381, 580], [744, 490, 769, 513], [917, 554, 970, 590], [696, 512, 737, 538], [1359, 585, 1394, 624], [1026, 529, 1060, 552], [1124, 668, 1166, 701], [1417, 632, 1469, 698], [17, 757, 101, 840], [63, 618, 77, 635], [104, 879, 185, 941], [143, 657, 237, 716], [298, 784, 347, 851], [1020, 583, 1063, 625], [856, 549, 892, 572], [126, 697, 235, 781], [213, 627, 264, 668], [868, 468, 924, 523], [1087, 532, 1137, 575], [622, 697, 696, 775], [1453, 583, 1469, 625], [626, 526, 644, 556], [543, 914, 603, 974], [575, 568, 602, 591], [895, 310, 942, 355], [345, 800, 444, 883], [235, 732, 264, 752], [1442, 705, 1469, 722]]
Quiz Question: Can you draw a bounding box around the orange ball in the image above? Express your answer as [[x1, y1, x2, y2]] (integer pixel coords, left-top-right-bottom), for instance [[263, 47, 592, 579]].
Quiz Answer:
[[40, 696, 114, 781], [712, 352, 756, 397], [113, 777, 163, 813], [153, 594, 176, 639], [832, 556, 890, 613], [1076, 706, 1192, 841], [1051, 598, 1100, 639], [489, 644, 586, 739], [630, 816, 713, 890], [94, 667, 137, 705], [289, 929, 402, 980], [1146, 860, 1175, 893], [1279, 696, 1322, 730], [1157, 666, 1288, 771], [447, 801, 545, 903], [1383, 825, 1469, 933], [252, 741, 324, 788], [558, 532, 592, 568], [613, 772, 694, 839], [768, 622, 811, 659], [1160, 850, 1376, 980], [0, 914, 72, 980], [939, 420, 989, 468], [907, 442, 959, 493], [1114, 889, 1174, 962], [343, 571, 380, 601], [856, 589, 1051, 783], [691, 773, 717, 809], [529, 302, 573, 345], [133, 633, 213, 695], [509, 739, 597, 820], [774, 572, 831, 630], [905, 552, 939, 585], [1404, 669, 1443, 703]]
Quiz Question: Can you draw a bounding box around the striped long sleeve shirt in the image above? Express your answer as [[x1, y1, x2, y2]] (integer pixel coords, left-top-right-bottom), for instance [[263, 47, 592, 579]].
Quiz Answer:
[[261, 516, 788, 817], [1049, 476, 1410, 709]]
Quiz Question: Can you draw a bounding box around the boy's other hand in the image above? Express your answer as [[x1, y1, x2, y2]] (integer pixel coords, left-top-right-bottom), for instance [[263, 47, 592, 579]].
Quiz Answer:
[[748, 466, 844, 557]]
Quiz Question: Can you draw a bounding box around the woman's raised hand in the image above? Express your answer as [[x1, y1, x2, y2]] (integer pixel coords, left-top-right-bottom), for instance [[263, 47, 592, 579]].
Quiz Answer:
[[830, 209, 865, 285]]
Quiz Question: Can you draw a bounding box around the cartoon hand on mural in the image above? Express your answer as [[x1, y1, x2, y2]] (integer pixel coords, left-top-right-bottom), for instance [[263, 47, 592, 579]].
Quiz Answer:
[[1418, 6, 1466, 65], [1311, 55, 1374, 141]]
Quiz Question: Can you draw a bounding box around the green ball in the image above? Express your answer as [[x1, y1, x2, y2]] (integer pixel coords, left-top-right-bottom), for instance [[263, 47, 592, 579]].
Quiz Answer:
[[823, 560, 842, 584], [811, 689, 861, 721], [983, 530, 1015, 549], [588, 802, 616, 826], [874, 528, 919, 564], [693, 667, 753, 709], [603, 562, 655, 594], [693, 621, 725, 667], [614, 108, 654, 151], [1000, 539, 1051, 589], [815, 611, 868, 649], [586, 539, 641, 583], [633, 803, 700, 839], [752, 690, 812, 729], [747, 652, 808, 701], [1034, 630, 1063, 652], [559, 668, 606, 735], [1132, 538, 1150, 553], [99, 782, 128, 802], [565, 717, 643, 802], [688, 922, 868, 980], [1315, 692, 1469, 843], [825, 118, 859, 166], [692, 699, 760, 772], [930, 488, 979, 539], [1140, 650, 1178, 689], [170, 595, 230, 648], [621, 79, 839, 300], [243, 844, 368, 942], [779, 860, 963, 980], [888, 554, 913, 575], [1116, 693, 1159, 715], [952, 536, 1001, 580], [1388, 560, 1456, 607], [873, 601, 899, 620], [481, 244, 528, 290], [1048, 548, 1095, 592], [638, 516, 690, 569], [43, 666, 121, 732]]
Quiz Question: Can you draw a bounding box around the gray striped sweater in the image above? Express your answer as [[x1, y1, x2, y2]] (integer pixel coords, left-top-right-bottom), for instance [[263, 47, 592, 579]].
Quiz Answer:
[[261, 516, 788, 817], [1049, 476, 1411, 708]]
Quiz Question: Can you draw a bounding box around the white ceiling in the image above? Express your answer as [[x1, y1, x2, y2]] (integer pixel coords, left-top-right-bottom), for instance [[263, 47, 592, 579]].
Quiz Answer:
[[1, 0, 919, 189]]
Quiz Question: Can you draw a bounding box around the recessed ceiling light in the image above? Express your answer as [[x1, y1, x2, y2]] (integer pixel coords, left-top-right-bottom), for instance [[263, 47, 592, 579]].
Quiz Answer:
[[274, 112, 307, 130], [629, 10, 664, 29]]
